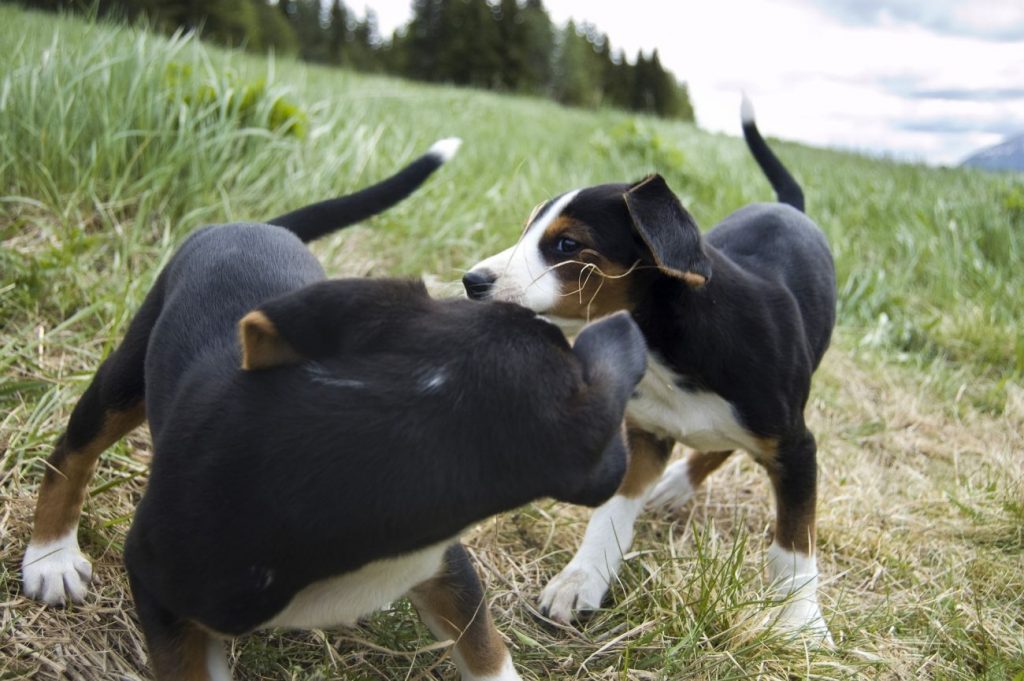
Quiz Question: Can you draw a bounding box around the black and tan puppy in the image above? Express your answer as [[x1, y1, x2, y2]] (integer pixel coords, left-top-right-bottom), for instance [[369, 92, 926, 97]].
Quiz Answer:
[[463, 98, 837, 641], [21, 139, 647, 681]]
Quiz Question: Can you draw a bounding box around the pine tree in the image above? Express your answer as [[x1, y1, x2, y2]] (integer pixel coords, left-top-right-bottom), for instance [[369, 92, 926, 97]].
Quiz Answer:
[[328, 0, 349, 65], [440, 0, 501, 87], [404, 0, 447, 81], [605, 48, 634, 110], [253, 0, 298, 53], [350, 9, 381, 71], [495, 0, 524, 90], [553, 20, 599, 108], [519, 0, 553, 93], [288, 0, 330, 63], [32, 0, 694, 121]]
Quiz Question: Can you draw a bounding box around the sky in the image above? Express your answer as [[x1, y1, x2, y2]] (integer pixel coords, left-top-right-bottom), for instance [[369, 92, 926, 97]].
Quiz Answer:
[[363, 0, 1024, 166]]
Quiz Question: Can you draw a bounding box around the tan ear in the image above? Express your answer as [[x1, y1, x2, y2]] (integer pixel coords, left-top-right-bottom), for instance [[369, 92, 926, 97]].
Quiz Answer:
[[239, 310, 302, 370]]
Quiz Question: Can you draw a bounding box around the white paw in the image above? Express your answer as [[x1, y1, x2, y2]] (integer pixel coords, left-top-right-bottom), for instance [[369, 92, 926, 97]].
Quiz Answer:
[[22, 533, 93, 606], [538, 563, 609, 624], [763, 543, 832, 645], [645, 459, 694, 513], [765, 596, 833, 646], [461, 652, 521, 681]]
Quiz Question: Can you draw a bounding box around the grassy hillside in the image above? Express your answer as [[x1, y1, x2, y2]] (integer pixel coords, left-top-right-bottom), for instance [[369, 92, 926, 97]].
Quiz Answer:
[[2, 6, 1022, 681]]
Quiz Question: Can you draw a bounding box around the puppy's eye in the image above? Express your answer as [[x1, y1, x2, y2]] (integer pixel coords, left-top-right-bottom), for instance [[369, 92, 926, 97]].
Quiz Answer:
[[555, 236, 580, 254]]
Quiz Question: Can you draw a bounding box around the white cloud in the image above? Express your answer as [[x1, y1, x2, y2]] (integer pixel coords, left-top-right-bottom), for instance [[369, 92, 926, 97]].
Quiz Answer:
[[361, 0, 1024, 165]]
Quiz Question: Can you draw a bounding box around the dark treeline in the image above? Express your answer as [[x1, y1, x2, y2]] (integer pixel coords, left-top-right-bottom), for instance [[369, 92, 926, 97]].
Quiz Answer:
[[19, 0, 694, 121]]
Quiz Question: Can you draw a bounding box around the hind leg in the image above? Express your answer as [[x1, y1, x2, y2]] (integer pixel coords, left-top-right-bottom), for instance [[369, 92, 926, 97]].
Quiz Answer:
[[646, 449, 735, 513], [760, 431, 831, 643], [22, 289, 160, 605], [128, 569, 231, 681], [408, 543, 520, 681]]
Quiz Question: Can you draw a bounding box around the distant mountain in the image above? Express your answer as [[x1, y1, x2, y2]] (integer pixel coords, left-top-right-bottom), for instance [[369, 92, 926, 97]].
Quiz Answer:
[[961, 134, 1024, 172]]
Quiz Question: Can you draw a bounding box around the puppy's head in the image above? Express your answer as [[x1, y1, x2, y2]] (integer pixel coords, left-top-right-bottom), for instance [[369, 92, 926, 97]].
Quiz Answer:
[[237, 278, 432, 371], [463, 174, 711, 318], [236, 277, 645, 511]]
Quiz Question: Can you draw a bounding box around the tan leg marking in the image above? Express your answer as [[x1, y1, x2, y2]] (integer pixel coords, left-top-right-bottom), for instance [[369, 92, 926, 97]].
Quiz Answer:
[[685, 449, 734, 488], [618, 427, 674, 499], [146, 620, 217, 681], [32, 403, 145, 542], [409, 556, 508, 677]]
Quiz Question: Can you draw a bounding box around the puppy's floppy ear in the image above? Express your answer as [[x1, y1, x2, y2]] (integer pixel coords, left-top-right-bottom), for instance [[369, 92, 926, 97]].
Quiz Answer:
[[556, 312, 646, 507], [624, 174, 711, 287], [573, 311, 647, 407], [239, 310, 302, 370], [239, 278, 431, 370]]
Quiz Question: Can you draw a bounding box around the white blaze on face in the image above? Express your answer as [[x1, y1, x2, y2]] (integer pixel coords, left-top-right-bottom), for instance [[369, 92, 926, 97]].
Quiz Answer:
[[470, 190, 580, 311]]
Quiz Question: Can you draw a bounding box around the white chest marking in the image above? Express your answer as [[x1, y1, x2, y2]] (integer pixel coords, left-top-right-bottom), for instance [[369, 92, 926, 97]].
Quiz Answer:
[[262, 540, 451, 630], [627, 353, 758, 452]]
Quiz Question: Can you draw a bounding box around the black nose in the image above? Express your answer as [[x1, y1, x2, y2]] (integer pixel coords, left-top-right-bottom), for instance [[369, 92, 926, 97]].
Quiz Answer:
[[463, 269, 496, 300]]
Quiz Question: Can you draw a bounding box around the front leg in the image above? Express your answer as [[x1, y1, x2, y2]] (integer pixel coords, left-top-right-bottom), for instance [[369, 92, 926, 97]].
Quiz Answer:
[[408, 543, 520, 681], [539, 428, 672, 623]]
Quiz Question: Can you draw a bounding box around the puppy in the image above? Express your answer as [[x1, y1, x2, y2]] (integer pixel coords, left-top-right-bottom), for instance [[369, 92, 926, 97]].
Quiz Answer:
[[21, 139, 648, 681], [463, 97, 837, 641]]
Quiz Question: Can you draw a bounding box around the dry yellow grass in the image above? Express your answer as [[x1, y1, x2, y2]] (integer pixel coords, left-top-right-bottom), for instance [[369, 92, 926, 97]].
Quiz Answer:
[[1, 8, 1022, 679], [3, 333, 1021, 680]]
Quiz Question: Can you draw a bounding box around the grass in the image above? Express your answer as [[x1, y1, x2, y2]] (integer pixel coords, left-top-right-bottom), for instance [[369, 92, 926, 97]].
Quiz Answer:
[[1, 6, 1023, 680]]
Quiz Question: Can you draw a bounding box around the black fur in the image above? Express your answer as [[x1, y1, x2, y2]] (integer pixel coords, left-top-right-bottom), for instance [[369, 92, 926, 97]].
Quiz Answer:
[[103, 150, 646, 638], [462, 103, 838, 629], [623, 175, 711, 282], [267, 147, 452, 242], [743, 114, 805, 211], [127, 271, 642, 634], [627, 200, 835, 436]]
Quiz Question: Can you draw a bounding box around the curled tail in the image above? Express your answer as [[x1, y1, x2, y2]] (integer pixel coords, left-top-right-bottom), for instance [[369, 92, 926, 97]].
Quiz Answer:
[[268, 137, 461, 242], [740, 95, 804, 212]]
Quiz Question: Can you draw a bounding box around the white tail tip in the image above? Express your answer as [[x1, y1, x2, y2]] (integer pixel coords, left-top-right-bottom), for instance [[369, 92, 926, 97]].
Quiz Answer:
[[428, 137, 462, 163], [740, 93, 755, 125]]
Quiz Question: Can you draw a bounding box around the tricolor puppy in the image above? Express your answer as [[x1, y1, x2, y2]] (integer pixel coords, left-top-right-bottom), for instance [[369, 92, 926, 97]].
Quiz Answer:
[[463, 98, 837, 641], [21, 139, 647, 681]]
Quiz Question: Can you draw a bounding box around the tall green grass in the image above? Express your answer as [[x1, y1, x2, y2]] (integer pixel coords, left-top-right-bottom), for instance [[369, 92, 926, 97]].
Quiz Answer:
[[1, 8, 1022, 680], [3, 7, 1018, 408]]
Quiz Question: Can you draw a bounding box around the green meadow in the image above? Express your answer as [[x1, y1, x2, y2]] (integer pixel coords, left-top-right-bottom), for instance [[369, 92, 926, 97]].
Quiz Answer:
[[1, 6, 1021, 680]]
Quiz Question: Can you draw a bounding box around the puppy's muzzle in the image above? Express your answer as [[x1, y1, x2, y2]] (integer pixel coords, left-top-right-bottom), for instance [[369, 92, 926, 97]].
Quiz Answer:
[[463, 269, 497, 300]]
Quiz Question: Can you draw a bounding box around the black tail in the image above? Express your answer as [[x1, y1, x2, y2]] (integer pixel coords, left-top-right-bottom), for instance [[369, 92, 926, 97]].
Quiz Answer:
[[740, 95, 804, 212], [268, 138, 461, 242]]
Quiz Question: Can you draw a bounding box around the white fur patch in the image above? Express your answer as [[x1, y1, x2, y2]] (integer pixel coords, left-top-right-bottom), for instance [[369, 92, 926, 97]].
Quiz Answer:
[[628, 352, 758, 452], [740, 92, 756, 125], [466, 653, 520, 681], [22, 529, 92, 606], [306, 363, 365, 389], [764, 542, 832, 644], [539, 494, 644, 623], [645, 458, 696, 513], [428, 137, 462, 163], [418, 366, 448, 394], [468, 190, 580, 311], [263, 541, 451, 629], [206, 638, 232, 681]]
